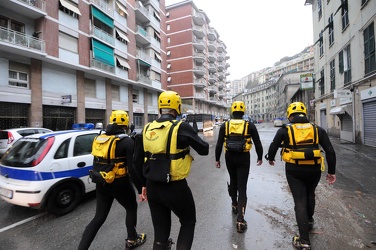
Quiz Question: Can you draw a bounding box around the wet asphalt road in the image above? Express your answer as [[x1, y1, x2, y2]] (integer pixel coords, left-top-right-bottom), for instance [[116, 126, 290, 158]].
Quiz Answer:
[[0, 123, 375, 250]]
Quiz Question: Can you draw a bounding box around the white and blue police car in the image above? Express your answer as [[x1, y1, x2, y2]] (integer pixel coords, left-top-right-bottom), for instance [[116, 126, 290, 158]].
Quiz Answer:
[[0, 123, 102, 216]]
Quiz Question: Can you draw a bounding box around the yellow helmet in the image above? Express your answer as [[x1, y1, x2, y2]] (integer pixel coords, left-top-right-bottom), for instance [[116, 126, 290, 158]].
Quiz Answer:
[[286, 102, 307, 117], [158, 91, 182, 115], [231, 101, 246, 114], [109, 110, 129, 126]]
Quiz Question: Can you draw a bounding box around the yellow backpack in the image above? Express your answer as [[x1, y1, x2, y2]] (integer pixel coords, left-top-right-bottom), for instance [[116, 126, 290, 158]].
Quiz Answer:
[[90, 134, 128, 184]]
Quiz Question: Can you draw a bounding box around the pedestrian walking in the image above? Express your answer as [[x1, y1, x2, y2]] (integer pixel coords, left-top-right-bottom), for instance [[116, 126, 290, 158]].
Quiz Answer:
[[265, 102, 336, 250], [133, 91, 209, 250], [78, 110, 146, 250], [215, 101, 263, 233]]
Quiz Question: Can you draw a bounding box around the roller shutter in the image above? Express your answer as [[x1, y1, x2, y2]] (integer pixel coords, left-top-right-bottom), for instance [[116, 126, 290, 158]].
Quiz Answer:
[[363, 100, 376, 147]]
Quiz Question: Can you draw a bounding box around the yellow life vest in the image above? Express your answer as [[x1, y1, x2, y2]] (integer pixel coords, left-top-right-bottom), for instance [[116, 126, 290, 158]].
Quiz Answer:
[[281, 123, 323, 165], [224, 119, 252, 153], [91, 134, 128, 183], [143, 120, 193, 181]]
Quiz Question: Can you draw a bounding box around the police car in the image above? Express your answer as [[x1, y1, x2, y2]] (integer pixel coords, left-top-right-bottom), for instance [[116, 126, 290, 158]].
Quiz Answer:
[[0, 123, 101, 216]]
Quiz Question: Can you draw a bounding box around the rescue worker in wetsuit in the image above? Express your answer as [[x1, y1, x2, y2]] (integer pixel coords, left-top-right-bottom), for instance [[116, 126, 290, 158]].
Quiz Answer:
[[133, 91, 209, 250], [78, 110, 146, 250], [215, 101, 263, 233], [266, 102, 336, 250]]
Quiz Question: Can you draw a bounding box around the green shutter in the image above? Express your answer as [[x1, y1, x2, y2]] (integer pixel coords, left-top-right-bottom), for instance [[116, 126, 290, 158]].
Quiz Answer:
[[92, 39, 114, 66], [91, 6, 114, 28]]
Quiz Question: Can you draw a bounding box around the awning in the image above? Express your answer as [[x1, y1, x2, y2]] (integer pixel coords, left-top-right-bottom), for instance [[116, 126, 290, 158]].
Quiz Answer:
[[155, 53, 162, 61], [60, 0, 81, 15], [116, 29, 129, 42], [138, 59, 151, 67], [116, 57, 131, 69], [116, 2, 129, 16], [154, 11, 161, 21], [91, 6, 114, 28], [330, 105, 352, 116]]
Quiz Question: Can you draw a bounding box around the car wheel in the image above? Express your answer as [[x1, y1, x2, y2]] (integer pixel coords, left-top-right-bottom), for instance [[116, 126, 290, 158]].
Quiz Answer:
[[47, 183, 81, 216]]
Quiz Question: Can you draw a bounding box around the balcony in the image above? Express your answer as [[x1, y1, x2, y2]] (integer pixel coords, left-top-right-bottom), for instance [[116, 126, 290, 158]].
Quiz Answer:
[[193, 37, 206, 51], [208, 75, 217, 84], [194, 80, 206, 88], [217, 63, 225, 71], [207, 28, 217, 41], [208, 52, 216, 63], [194, 66, 206, 76], [90, 56, 115, 74], [92, 25, 115, 46], [0, 0, 46, 19], [135, 1, 150, 23], [193, 25, 205, 39], [90, 0, 113, 17], [208, 40, 216, 52], [193, 52, 206, 64], [193, 12, 205, 26], [136, 25, 151, 45], [0, 27, 45, 53], [217, 42, 225, 52], [137, 74, 152, 85], [208, 86, 218, 94], [208, 63, 216, 73], [217, 53, 224, 62]]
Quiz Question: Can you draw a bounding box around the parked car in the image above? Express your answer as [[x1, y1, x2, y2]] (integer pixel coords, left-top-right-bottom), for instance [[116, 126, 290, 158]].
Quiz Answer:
[[0, 127, 53, 157], [273, 118, 284, 127], [0, 124, 100, 216]]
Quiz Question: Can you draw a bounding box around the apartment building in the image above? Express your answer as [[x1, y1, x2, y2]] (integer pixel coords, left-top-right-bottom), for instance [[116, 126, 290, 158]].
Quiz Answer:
[[235, 48, 314, 122], [165, 0, 228, 117], [306, 0, 376, 146], [0, 0, 166, 131]]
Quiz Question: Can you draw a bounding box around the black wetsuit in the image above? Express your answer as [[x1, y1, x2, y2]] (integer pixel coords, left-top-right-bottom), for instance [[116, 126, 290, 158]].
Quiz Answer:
[[215, 114, 263, 222], [267, 115, 336, 245], [78, 123, 142, 250], [133, 114, 209, 250]]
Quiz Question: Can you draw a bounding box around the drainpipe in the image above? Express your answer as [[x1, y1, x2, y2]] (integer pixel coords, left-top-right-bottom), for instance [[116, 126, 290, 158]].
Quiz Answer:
[[351, 85, 356, 143]]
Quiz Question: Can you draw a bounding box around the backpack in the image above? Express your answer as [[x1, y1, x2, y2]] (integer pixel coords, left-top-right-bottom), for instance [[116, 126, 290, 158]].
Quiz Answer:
[[224, 120, 251, 153], [90, 133, 128, 184]]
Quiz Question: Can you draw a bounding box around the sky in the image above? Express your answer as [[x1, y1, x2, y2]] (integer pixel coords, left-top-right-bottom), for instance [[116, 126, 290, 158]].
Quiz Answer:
[[165, 0, 314, 81]]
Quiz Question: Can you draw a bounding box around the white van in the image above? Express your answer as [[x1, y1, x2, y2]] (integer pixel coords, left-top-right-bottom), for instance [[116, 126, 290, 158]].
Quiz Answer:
[[0, 125, 101, 216]]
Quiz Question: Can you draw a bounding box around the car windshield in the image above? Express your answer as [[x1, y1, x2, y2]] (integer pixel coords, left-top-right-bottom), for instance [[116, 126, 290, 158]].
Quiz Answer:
[[1, 138, 49, 167]]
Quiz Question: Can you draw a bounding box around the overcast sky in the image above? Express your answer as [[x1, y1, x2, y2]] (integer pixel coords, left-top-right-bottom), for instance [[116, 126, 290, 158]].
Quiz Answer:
[[165, 0, 314, 81]]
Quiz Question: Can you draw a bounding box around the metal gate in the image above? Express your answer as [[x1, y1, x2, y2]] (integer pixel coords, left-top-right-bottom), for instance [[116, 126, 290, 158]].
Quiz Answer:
[[363, 99, 376, 147], [0, 102, 29, 129]]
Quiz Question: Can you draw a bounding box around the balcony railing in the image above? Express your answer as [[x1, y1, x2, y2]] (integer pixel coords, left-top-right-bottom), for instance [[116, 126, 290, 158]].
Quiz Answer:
[[92, 25, 115, 46], [16, 0, 46, 12], [137, 74, 152, 85], [0, 27, 45, 52], [90, 0, 113, 17], [90, 53, 115, 73]]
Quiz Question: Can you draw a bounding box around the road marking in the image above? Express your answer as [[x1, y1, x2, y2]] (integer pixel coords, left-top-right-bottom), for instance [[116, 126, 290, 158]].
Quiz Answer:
[[0, 213, 46, 233]]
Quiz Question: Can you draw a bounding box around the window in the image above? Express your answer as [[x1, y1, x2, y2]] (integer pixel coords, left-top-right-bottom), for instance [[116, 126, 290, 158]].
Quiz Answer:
[[74, 134, 97, 156], [319, 69, 325, 95], [116, 29, 129, 44], [364, 22, 375, 75], [84, 78, 96, 98], [154, 31, 161, 42], [340, 0, 349, 30], [167, 37, 170, 44], [330, 59, 335, 91], [9, 70, 28, 88], [0, 16, 25, 33], [59, 32, 78, 53], [167, 24, 170, 31], [328, 14, 334, 46], [339, 45, 351, 84], [317, 0, 322, 19], [59, 0, 80, 19], [133, 90, 138, 103], [319, 31, 324, 57], [55, 139, 70, 159], [112, 85, 120, 101], [155, 53, 162, 63], [116, 2, 128, 18]]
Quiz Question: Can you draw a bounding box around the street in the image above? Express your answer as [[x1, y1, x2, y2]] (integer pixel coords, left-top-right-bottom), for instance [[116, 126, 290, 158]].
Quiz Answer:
[[0, 123, 375, 250]]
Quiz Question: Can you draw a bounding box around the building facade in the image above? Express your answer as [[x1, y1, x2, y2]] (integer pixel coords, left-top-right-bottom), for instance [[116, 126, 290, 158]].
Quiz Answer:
[[306, 0, 376, 146], [165, 0, 228, 117], [0, 0, 167, 131]]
